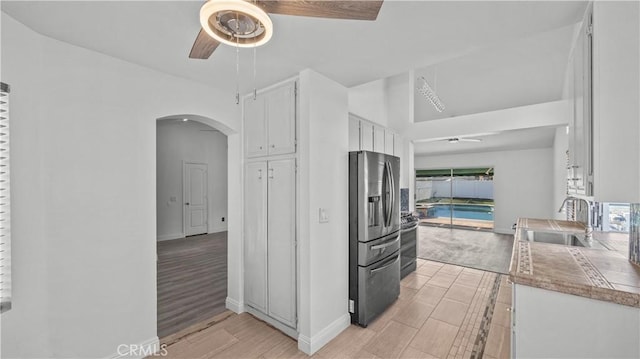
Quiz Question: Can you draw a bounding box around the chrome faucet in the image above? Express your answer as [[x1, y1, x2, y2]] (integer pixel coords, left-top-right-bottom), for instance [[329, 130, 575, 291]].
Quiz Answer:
[[558, 196, 593, 239]]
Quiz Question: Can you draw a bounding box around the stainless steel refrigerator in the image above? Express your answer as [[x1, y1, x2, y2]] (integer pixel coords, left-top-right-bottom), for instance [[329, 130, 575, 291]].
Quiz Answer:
[[349, 151, 401, 327]]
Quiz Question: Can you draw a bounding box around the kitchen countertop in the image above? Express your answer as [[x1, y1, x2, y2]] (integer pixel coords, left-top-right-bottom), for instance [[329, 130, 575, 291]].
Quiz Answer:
[[509, 218, 640, 308]]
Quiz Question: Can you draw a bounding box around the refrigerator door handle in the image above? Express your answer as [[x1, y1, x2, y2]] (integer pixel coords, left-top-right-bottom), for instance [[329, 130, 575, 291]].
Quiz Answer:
[[388, 161, 395, 227], [371, 235, 400, 250], [381, 161, 389, 227], [384, 161, 393, 227]]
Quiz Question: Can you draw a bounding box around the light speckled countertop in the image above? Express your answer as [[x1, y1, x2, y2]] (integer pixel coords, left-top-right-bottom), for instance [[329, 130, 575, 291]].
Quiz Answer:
[[509, 218, 640, 307]]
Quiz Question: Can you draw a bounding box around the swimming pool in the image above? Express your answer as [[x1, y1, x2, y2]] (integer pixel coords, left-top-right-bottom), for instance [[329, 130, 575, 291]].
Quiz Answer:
[[426, 204, 494, 221]]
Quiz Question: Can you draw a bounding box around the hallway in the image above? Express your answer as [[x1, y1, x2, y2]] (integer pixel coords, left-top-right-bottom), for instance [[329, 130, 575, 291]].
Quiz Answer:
[[157, 232, 228, 338]]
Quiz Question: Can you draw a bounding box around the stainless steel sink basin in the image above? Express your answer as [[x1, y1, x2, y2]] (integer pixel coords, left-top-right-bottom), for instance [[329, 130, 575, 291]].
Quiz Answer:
[[525, 231, 583, 246], [523, 230, 609, 250]]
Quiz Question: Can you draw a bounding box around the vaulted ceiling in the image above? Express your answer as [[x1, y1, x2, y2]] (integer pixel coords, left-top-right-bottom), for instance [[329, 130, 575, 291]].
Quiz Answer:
[[2, 1, 586, 155]]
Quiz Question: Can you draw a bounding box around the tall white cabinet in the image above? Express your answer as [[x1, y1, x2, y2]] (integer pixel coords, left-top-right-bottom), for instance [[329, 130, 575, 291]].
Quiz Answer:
[[243, 79, 298, 333]]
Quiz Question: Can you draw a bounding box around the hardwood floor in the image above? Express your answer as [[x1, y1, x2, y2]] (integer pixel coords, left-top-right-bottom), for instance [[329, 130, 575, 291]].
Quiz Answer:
[[157, 232, 228, 339], [161, 259, 513, 359]]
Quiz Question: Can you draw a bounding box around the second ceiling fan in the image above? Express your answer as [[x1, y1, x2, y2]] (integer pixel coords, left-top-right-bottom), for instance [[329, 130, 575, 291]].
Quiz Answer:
[[189, 0, 385, 59]]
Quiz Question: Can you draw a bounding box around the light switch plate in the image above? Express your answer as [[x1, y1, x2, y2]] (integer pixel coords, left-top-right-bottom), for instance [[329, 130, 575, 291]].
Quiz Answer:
[[319, 208, 329, 223]]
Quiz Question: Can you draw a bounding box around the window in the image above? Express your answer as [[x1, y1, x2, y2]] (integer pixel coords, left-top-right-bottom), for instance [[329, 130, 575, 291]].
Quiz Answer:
[[1, 82, 11, 312]]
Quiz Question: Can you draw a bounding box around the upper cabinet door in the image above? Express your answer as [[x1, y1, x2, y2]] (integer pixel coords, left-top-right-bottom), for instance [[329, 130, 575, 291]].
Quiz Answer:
[[384, 130, 394, 155], [360, 121, 374, 152], [348, 115, 361, 152], [266, 82, 296, 156], [245, 95, 267, 158], [373, 126, 385, 153]]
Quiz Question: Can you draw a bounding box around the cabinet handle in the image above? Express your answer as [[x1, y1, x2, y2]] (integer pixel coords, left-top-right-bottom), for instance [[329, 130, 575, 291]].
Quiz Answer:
[[569, 178, 580, 181], [271, 144, 275, 148], [259, 146, 263, 150], [268, 168, 274, 179], [568, 165, 580, 169], [258, 169, 262, 179]]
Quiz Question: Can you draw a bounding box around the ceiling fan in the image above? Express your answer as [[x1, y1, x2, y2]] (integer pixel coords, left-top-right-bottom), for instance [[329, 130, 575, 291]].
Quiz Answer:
[[189, 0, 385, 59], [446, 137, 481, 143], [416, 135, 488, 144]]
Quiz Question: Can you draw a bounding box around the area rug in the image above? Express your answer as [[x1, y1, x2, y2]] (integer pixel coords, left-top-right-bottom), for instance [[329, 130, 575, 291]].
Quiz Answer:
[[417, 225, 514, 274]]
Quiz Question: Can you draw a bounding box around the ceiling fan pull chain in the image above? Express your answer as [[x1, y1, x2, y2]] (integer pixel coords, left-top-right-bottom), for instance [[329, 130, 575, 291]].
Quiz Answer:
[[253, 44, 257, 100], [235, 23, 240, 105]]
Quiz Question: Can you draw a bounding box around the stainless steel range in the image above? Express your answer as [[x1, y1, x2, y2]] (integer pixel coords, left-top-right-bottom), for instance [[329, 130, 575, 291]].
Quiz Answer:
[[349, 151, 400, 327]]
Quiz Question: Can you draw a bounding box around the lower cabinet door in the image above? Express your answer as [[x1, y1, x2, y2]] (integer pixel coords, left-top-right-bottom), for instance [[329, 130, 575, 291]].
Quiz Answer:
[[244, 161, 268, 312], [267, 158, 297, 328]]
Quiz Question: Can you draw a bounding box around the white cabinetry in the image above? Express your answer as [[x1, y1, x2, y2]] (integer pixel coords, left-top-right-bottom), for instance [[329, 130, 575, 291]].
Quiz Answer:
[[512, 284, 640, 358], [566, 2, 640, 202], [245, 81, 296, 158], [244, 158, 296, 329], [592, 1, 640, 202], [359, 119, 374, 152], [243, 78, 298, 331], [567, 7, 593, 196], [348, 113, 401, 156]]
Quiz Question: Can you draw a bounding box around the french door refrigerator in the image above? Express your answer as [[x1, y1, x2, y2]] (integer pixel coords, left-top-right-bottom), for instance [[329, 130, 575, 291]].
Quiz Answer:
[[349, 151, 401, 327]]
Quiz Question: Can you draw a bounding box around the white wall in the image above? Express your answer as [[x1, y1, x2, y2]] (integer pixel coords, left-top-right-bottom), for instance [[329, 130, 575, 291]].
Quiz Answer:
[[156, 120, 228, 240], [348, 79, 387, 127], [415, 148, 554, 234], [349, 73, 417, 211], [298, 70, 349, 354], [553, 126, 569, 220], [1, 13, 241, 358]]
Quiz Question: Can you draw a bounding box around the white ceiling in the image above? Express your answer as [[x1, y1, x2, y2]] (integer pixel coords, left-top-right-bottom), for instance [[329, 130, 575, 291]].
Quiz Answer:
[[2, 0, 587, 95], [413, 126, 560, 156], [414, 23, 578, 122]]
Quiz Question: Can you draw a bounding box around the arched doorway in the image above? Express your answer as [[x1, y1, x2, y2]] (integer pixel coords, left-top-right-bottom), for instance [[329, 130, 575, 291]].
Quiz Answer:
[[155, 114, 231, 339]]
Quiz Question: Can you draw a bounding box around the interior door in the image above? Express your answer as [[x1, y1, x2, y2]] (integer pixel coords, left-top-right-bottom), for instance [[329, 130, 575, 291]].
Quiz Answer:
[[184, 162, 208, 236], [244, 161, 268, 312], [267, 158, 296, 328]]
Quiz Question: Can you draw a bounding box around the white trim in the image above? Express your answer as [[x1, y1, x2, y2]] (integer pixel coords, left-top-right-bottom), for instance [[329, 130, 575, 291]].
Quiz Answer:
[[156, 233, 184, 241], [208, 225, 228, 234], [225, 296, 245, 314], [246, 306, 298, 339], [105, 336, 161, 359], [297, 314, 350, 355]]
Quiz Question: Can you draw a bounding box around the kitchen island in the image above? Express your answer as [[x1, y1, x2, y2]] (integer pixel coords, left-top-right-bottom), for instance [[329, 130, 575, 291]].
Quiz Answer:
[[509, 218, 640, 358]]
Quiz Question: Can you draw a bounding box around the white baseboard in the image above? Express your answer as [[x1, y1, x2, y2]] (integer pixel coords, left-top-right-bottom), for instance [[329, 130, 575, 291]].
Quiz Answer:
[[156, 233, 184, 241], [298, 313, 350, 355], [208, 226, 228, 234], [106, 336, 161, 359], [225, 297, 244, 313]]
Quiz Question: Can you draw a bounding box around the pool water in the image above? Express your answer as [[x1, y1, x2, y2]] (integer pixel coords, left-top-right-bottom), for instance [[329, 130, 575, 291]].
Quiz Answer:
[[429, 204, 494, 221]]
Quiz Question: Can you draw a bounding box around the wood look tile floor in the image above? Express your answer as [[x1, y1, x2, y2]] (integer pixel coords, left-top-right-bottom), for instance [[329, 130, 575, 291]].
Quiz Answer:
[[160, 260, 513, 359], [157, 232, 228, 338]]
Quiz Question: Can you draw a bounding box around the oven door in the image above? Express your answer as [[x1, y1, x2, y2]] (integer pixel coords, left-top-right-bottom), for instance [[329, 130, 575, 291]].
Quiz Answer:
[[356, 250, 400, 326]]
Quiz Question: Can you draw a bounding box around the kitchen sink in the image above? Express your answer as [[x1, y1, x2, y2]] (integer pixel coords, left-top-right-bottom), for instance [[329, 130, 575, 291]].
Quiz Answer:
[[523, 230, 609, 250]]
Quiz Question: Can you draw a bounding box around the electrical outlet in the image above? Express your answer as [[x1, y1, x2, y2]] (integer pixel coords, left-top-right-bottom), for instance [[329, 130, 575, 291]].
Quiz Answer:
[[221, 217, 225, 222], [319, 208, 329, 223]]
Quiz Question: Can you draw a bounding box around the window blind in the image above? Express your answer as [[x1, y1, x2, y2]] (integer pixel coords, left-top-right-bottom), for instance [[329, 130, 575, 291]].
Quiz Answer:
[[0, 82, 11, 313]]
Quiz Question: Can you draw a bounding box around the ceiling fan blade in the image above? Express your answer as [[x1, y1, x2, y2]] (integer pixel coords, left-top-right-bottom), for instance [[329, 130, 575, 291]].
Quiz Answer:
[[189, 29, 220, 59], [256, 0, 384, 21]]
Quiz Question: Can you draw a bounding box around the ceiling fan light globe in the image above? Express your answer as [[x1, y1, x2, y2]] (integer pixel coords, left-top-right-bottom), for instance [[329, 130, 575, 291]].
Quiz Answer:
[[200, 0, 273, 48]]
